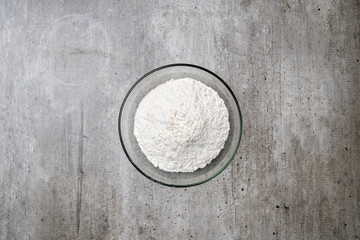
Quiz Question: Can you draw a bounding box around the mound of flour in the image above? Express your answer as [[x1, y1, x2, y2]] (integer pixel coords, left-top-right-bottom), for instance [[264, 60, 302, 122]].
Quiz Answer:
[[134, 78, 230, 172]]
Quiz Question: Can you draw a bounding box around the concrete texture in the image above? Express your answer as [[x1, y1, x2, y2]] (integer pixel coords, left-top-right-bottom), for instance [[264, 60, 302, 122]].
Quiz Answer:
[[1, 0, 359, 239]]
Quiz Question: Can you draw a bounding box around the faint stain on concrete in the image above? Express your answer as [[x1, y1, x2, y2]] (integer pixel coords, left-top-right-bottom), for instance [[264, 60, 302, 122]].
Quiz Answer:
[[38, 14, 111, 86]]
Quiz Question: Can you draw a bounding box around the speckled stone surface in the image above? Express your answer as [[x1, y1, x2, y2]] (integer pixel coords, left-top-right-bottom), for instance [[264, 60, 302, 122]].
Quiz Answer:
[[1, 0, 359, 239]]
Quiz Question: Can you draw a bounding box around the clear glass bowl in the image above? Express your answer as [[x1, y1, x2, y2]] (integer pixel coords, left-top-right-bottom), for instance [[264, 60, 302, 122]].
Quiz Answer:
[[118, 64, 242, 187]]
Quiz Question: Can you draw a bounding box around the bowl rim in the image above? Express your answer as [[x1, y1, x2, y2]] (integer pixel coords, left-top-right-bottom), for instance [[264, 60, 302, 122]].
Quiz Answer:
[[118, 63, 242, 187]]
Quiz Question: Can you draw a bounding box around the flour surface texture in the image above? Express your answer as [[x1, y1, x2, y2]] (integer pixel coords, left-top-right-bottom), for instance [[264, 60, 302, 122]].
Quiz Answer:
[[134, 78, 230, 172]]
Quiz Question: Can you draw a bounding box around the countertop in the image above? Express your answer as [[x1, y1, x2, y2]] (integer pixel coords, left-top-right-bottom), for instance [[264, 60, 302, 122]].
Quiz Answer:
[[1, 0, 359, 239]]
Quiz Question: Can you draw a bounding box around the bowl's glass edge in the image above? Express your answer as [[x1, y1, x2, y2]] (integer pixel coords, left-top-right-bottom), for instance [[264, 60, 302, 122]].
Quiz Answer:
[[118, 63, 243, 188]]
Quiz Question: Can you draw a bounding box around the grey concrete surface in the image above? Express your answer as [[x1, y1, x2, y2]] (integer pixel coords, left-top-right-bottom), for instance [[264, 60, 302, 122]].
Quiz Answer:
[[1, 0, 359, 239]]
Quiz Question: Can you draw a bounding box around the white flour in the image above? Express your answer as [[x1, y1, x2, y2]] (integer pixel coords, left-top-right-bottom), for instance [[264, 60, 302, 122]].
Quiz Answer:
[[134, 78, 230, 172]]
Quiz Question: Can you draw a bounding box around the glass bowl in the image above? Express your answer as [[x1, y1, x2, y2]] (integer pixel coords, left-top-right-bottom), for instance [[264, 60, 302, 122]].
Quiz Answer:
[[118, 64, 242, 187]]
